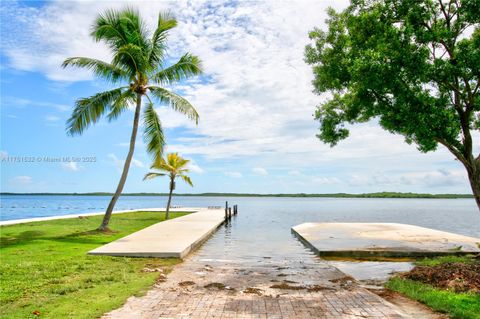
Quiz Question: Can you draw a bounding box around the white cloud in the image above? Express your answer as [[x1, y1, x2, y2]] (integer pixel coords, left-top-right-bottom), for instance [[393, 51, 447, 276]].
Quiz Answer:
[[61, 161, 80, 171], [108, 153, 145, 172], [288, 170, 302, 177], [348, 169, 468, 189], [252, 167, 268, 176], [188, 161, 204, 174], [132, 158, 145, 168], [3, 96, 69, 112], [9, 175, 32, 185], [312, 177, 342, 185], [0, 151, 8, 160], [2, 1, 477, 193], [225, 171, 242, 178], [46, 115, 61, 122]]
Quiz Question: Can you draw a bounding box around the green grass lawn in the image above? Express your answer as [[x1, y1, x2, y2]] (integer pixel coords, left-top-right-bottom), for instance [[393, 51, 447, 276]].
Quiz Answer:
[[386, 255, 480, 319], [0, 211, 187, 319]]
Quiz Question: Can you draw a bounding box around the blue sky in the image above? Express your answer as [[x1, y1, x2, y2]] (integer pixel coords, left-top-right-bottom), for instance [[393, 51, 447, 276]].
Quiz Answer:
[[0, 0, 476, 194]]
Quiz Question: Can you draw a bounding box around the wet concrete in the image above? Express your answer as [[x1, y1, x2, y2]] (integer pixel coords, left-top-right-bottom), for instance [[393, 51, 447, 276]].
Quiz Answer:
[[326, 261, 414, 288], [292, 223, 480, 258], [102, 258, 410, 318]]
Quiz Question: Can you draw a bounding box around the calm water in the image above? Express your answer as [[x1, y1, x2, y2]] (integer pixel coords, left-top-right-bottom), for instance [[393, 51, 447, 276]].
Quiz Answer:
[[1, 195, 479, 267]]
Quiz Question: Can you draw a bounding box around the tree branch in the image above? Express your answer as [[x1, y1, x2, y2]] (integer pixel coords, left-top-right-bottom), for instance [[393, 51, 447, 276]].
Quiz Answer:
[[435, 137, 469, 167]]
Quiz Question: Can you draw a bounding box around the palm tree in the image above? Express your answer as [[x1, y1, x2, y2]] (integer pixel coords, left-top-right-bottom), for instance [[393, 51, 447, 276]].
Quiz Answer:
[[144, 153, 193, 220], [62, 8, 201, 231]]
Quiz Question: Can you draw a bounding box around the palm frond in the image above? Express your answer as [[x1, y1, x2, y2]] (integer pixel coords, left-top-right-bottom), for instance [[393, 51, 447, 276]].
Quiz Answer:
[[91, 7, 149, 53], [91, 9, 128, 49], [66, 87, 125, 136], [153, 53, 202, 85], [143, 102, 165, 163], [149, 12, 177, 67], [150, 159, 172, 171], [62, 57, 129, 83], [178, 174, 193, 187], [143, 172, 166, 180], [113, 43, 147, 75], [145, 152, 193, 187], [148, 86, 199, 123], [106, 89, 136, 121]]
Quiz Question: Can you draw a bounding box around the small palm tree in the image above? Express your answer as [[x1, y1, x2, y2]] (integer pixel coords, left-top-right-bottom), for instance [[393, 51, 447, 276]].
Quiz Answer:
[[144, 153, 193, 220], [62, 8, 201, 230]]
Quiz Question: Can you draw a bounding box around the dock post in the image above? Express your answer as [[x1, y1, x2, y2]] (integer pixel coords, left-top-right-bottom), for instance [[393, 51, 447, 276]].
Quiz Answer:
[[225, 201, 228, 220], [228, 207, 232, 219], [233, 205, 237, 215]]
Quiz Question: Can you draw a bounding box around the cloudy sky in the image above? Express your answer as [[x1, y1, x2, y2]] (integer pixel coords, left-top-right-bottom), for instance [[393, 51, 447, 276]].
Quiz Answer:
[[0, 0, 475, 194]]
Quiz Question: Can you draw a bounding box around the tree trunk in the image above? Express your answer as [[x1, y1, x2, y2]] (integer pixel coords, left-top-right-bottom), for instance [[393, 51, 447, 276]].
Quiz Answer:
[[165, 177, 175, 220], [467, 159, 480, 211], [98, 94, 143, 231]]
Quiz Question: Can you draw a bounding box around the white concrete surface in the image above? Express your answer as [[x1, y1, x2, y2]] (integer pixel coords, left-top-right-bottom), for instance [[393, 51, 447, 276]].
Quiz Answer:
[[292, 222, 480, 257], [89, 208, 226, 259]]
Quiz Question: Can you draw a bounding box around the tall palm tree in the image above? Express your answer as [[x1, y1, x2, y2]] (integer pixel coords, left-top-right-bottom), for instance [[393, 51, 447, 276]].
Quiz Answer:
[[62, 8, 201, 231], [144, 153, 193, 220]]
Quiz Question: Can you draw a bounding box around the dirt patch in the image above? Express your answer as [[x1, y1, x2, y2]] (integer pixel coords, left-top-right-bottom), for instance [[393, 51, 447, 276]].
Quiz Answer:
[[178, 281, 195, 287], [204, 282, 226, 290], [307, 285, 336, 292], [270, 282, 305, 290], [329, 275, 355, 284], [155, 274, 167, 284], [142, 267, 164, 273], [243, 287, 263, 295], [402, 262, 480, 293], [270, 282, 335, 292]]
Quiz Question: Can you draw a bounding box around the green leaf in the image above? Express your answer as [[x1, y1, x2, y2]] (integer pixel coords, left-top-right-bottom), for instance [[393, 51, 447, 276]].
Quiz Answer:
[[61, 57, 129, 84], [66, 88, 126, 136], [143, 102, 165, 163], [153, 53, 202, 85], [149, 12, 177, 67], [148, 86, 199, 123]]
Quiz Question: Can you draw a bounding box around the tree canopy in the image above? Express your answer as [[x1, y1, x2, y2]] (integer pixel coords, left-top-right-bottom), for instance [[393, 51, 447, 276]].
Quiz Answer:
[[305, 0, 480, 209]]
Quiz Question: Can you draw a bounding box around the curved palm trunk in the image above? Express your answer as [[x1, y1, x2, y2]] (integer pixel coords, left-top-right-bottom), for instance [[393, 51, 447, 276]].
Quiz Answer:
[[98, 94, 142, 231], [165, 177, 175, 220]]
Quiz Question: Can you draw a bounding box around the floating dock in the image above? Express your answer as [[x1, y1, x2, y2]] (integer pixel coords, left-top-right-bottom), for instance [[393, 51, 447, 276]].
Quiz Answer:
[[292, 222, 480, 258], [89, 208, 225, 259]]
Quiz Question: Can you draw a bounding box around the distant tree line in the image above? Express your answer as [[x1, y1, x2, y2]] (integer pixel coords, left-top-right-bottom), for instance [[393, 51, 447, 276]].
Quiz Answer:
[[1, 192, 473, 199]]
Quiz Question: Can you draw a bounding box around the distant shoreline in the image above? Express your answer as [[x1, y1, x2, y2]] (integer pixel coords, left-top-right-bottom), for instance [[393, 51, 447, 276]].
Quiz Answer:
[[0, 192, 473, 199]]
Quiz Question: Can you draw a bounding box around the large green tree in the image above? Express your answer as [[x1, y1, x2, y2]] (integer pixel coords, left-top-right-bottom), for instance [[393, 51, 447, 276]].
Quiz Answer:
[[144, 153, 193, 220], [63, 8, 202, 230], [305, 0, 480, 210]]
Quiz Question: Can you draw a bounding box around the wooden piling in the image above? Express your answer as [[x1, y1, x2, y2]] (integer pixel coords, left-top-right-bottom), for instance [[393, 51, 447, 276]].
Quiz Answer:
[[225, 201, 228, 220], [228, 207, 232, 219]]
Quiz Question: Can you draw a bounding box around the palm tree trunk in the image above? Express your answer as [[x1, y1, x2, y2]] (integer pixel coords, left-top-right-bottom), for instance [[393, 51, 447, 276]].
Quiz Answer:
[[98, 94, 142, 231], [165, 178, 174, 220]]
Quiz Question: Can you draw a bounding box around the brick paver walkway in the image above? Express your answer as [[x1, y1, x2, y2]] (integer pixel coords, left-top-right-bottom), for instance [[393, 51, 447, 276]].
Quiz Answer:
[[103, 259, 409, 319]]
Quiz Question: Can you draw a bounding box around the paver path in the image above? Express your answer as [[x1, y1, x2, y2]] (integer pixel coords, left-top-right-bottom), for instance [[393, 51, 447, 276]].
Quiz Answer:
[[103, 258, 408, 319]]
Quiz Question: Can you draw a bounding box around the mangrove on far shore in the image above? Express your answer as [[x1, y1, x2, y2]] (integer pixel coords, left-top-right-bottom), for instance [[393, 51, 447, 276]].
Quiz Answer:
[[0, 192, 473, 199]]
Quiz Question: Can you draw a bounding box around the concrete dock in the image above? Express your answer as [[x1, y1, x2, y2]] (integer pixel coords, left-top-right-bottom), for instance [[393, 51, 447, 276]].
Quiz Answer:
[[292, 222, 480, 258], [89, 208, 225, 259]]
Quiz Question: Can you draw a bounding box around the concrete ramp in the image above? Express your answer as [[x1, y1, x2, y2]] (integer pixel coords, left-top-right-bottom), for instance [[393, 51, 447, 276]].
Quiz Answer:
[[292, 222, 480, 258], [89, 208, 225, 259]]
